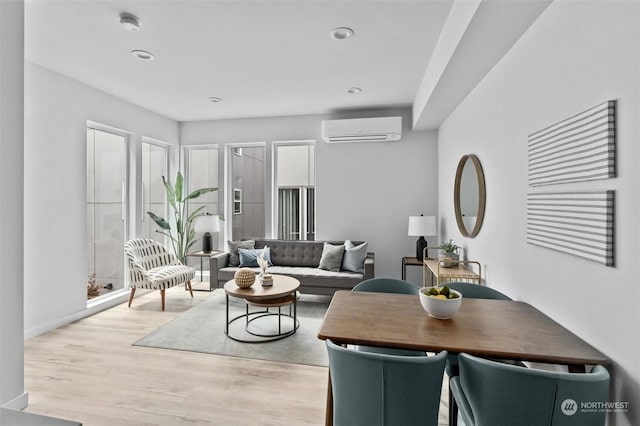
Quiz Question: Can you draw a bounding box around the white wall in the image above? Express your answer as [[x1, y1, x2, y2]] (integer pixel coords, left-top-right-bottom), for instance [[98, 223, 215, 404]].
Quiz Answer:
[[437, 2, 639, 424], [0, 0, 26, 409], [181, 107, 438, 283], [24, 62, 180, 336]]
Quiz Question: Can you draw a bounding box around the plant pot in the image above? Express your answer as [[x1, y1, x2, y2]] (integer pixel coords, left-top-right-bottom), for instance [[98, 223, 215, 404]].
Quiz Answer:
[[440, 252, 459, 268]]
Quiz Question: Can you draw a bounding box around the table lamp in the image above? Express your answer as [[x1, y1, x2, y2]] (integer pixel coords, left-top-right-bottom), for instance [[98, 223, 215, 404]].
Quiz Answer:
[[408, 215, 437, 260], [195, 214, 220, 253]]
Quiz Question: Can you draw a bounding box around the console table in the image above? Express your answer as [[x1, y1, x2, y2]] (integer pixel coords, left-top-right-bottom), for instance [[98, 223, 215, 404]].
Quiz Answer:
[[423, 258, 481, 286]]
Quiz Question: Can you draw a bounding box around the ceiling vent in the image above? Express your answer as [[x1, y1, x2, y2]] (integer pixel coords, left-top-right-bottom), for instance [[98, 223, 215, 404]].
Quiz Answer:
[[321, 116, 402, 143]]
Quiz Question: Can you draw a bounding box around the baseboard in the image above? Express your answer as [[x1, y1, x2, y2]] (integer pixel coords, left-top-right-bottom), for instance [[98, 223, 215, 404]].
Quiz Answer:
[[1, 392, 28, 410], [24, 292, 131, 340]]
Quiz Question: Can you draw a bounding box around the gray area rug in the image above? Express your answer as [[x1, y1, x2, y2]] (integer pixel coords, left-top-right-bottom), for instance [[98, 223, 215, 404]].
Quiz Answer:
[[134, 290, 330, 367]]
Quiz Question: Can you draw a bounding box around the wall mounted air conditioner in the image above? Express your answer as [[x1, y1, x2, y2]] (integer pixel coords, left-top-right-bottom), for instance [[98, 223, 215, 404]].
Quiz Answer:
[[321, 116, 402, 143]]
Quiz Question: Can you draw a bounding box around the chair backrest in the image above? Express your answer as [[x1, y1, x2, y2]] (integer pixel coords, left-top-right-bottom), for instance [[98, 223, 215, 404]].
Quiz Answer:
[[458, 353, 609, 426], [124, 238, 178, 272], [446, 281, 511, 300], [326, 340, 446, 426], [352, 278, 419, 294]]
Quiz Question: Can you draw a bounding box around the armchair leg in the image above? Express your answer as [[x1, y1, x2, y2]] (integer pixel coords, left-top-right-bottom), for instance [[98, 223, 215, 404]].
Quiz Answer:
[[187, 280, 193, 298], [160, 289, 166, 311], [128, 287, 136, 308]]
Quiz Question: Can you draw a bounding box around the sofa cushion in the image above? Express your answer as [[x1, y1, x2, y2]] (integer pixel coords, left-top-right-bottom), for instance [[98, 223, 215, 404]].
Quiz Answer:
[[218, 266, 362, 291], [268, 266, 360, 279], [319, 242, 345, 272], [239, 247, 273, 267], [254, 239, 325, 267], [342, 240, 368, 273], [227, 240, 255, 267]]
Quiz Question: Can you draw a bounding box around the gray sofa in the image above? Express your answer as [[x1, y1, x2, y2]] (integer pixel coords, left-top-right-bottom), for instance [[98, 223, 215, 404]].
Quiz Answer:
[[211, 239, 374, 296]]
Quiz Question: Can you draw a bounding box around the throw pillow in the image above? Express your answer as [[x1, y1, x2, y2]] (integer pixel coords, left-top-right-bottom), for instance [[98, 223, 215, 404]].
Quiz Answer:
[[342, 240, 368, 273], [227, 240, 255, 267], [238, 247, 273, 268], [319, 242, 345, 272]]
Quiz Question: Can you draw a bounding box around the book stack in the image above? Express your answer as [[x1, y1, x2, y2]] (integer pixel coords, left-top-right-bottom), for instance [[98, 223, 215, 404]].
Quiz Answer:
[[260, 273, 273, 286]]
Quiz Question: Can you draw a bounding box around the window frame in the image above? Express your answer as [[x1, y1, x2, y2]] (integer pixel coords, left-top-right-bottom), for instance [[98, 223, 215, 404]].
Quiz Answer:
[[86, 122, 130, 305]]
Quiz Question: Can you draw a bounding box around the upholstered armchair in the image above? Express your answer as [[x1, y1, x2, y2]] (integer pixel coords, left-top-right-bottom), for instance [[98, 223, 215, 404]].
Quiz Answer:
[[124, 238, 196, 311]]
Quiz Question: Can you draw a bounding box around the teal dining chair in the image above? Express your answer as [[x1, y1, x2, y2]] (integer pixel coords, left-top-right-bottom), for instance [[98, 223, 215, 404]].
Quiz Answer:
[[352, 277, 420, 294], [444, 282, 515, 426], [450, 353, 610, 426], [352, 278, 425, 356], [326, 339, 447, 426], [445, 282, 512, 301]]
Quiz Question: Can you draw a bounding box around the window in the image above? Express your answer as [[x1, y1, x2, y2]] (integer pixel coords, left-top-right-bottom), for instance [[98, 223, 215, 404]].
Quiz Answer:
[[228, 145, 266, 241], [233, 189, 242, 214], [86, 127, 127, 300], [141, 141, 168, 243], [185, 147, 220, 259], [275, 143, 315, 240]]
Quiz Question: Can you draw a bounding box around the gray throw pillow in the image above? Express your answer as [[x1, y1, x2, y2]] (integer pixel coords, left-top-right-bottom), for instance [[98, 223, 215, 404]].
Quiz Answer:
[[318, 242, 345, 272], [342, 240, 368, 273], [227, 240, 255, 267], [238, 247, 273, 267]]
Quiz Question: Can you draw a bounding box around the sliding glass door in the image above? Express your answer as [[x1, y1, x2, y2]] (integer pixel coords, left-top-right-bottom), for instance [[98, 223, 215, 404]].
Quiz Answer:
[[86, 128, 127, 300]]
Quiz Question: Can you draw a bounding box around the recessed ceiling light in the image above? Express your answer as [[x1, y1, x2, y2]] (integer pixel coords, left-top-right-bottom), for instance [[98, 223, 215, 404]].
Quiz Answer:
[[120, 13, 141, 31], [347, 87, 362, 94], [208, 97, 223, 103], [330, 27, 354, 40], [131, 50, 154, 61]]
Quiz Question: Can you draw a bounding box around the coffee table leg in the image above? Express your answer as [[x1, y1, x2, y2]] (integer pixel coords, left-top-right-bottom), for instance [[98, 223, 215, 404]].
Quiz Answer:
[[225, 294, 229, 334], [278, 306, 282, 334]]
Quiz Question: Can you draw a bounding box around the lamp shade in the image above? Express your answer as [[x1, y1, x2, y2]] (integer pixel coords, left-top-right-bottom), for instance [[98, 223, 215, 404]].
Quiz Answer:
[[408, 215, 437, 237], [195, 214, 220, 233]]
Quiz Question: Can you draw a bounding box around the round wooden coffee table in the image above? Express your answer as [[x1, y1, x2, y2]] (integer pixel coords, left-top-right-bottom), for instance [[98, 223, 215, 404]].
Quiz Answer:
[[224, 274, 300, 343]]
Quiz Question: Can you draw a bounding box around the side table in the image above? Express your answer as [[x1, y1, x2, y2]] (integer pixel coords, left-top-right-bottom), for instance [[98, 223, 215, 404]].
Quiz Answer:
[[401, 256, 423, 280], [186, 250, 222, 292]]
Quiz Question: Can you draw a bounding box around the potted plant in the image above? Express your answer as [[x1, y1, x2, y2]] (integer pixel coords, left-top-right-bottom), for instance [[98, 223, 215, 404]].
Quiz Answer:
[[147, 172, 219, 264], [438, 239, 460, 268]]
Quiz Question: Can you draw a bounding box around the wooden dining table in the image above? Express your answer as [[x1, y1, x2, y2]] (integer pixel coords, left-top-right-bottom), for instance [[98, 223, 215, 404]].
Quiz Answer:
[[317, 290, 609, 425]]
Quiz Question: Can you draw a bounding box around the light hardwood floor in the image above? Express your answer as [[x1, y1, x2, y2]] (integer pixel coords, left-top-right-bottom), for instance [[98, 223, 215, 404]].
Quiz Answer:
[[24, 286, 328, 425], [24, 285, 450, 426]]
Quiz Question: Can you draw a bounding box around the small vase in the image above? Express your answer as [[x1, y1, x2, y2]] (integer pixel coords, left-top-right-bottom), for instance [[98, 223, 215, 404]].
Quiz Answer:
[[440, 252, 459, 268]]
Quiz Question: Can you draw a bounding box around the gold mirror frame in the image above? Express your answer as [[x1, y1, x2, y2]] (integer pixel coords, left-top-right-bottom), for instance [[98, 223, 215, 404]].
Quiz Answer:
[[454, 154, 486, 238]]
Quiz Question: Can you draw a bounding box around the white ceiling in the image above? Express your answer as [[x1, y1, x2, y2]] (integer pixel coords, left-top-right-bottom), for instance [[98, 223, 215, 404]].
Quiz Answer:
[[25, 0, 551, 126]]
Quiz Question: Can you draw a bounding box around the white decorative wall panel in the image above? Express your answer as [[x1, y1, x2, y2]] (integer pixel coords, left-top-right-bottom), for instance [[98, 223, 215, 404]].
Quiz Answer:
[[528, 101, 615, 186], [527, 191, 614, 266]]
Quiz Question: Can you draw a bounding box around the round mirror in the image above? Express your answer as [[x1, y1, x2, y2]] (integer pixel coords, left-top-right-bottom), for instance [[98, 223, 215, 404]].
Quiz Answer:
[[454, 154, 486, 238]]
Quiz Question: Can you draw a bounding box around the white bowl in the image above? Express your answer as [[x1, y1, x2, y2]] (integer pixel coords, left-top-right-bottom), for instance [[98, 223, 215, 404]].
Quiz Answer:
[[419, 287, 463, 319]]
